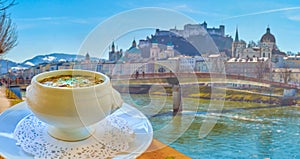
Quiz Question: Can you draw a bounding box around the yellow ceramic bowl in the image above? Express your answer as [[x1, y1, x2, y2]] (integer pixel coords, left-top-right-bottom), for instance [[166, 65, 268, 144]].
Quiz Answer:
[[26, 69, 123, 141]]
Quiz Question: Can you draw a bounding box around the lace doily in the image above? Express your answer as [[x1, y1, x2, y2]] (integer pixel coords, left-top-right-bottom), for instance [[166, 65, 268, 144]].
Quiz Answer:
[[14, 114, 135, 159]]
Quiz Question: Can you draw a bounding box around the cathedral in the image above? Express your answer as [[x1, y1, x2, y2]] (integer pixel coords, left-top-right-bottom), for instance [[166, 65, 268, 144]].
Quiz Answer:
[[260, 27, 277, 58], [124, 39, 142, 62], [120, 38, 175, 62], [231, 28, 247, 58], [108, 42, 122, 62], [227, 26, 287, 78], [149, 40, 175, 60], [232, 26, 285, 61]]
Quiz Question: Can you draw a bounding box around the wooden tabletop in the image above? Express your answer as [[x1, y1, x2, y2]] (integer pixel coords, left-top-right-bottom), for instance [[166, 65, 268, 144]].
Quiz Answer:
[[138, 139, 191, 159]]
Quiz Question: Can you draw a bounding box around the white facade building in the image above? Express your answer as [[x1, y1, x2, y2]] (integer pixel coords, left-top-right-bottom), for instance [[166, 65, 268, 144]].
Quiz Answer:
[[226, 57, 270, 78]]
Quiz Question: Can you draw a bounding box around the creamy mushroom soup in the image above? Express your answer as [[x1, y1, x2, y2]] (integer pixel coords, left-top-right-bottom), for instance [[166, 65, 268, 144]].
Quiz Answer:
[[39, 75, 104, 88]]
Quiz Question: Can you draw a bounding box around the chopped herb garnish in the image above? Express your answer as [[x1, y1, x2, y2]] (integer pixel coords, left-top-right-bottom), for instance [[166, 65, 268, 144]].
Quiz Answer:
[[39, 75, 104, 88]]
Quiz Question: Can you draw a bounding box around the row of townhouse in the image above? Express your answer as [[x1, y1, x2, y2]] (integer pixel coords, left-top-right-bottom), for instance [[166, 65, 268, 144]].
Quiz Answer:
[[22, 62, 73, 80], [8, 53, 300, 85], [97, 56, 210, 76]]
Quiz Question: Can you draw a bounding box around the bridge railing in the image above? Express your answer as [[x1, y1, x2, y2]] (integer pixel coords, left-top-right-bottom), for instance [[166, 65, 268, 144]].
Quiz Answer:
[[0, 81, 22, 100], [2, 72, 298, 89], [111, 72, 298, 89], [1, 78, 31, 86]]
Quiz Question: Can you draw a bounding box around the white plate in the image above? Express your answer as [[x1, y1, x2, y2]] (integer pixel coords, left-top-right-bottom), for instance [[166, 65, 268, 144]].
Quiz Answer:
[[0, 102, 153, 159]]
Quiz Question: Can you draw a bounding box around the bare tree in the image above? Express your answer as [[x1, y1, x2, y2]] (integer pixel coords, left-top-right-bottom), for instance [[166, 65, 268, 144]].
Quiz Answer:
[[255, 59, 268, 81], [0, 13, 17, 54], [0, 0, 17, 55], [0, 0, 16, 11], [0, 0, 17, 76], [281, 62, 291, 84], [208, 54, 225, 74]]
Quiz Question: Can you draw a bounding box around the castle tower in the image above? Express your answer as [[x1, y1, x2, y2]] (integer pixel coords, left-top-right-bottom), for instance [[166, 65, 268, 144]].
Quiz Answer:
[[219, 25, 225, 36], [202, 21, 207, 29]]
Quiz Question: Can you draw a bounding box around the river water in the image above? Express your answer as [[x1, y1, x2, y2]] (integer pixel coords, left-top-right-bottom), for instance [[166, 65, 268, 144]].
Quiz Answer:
[[122, 94, 300, 159]]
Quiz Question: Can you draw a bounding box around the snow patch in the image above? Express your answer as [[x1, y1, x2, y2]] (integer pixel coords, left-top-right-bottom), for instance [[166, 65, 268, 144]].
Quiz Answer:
[[42, 56, 56, 61], [11, 67, 27, 71], [25, 61, 35, 66], [58, 59, 66, 62]]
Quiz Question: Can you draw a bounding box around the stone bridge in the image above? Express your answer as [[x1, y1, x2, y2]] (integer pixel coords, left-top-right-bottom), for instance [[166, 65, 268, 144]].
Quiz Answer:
[[112, 72, 299, 90], [112, 72, 298, 109]]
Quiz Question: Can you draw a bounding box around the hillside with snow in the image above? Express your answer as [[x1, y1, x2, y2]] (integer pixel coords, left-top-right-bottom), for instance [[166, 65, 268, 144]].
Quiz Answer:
[[21, 53, 99, 66], [0, 53, 100, 74]]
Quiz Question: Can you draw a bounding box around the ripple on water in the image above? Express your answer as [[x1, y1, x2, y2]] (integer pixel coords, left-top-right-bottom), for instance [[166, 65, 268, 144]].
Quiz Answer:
[[129, 95, 300, 158]]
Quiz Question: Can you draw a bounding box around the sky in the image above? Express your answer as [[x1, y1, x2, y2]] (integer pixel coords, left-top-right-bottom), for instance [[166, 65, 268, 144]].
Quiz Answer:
[[3, 0, 300, 62]]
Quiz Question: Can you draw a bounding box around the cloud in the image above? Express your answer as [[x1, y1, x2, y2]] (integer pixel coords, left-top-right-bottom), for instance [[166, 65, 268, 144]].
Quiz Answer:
[[222, 6, 300, 20], [17, 23, 37, 30], [171, 4, 224, 18], [115, 2, 224, 18], [16, 17, 68, 22], [287, 15, 300, 21], [16, 16, 103, 24], [69, 17, 105, 24], [15, 16, 104, 29], [173, 4, 204, 14]]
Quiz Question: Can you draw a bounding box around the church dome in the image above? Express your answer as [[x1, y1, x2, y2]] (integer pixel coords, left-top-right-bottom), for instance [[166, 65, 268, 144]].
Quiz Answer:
[[126, 39, 141, 54], [127, 47, 141, 54], [260, 27, 276, 43]]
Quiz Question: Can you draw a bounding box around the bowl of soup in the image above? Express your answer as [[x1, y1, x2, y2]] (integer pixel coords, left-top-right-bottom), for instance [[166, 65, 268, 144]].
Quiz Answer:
[[26, 69, 123, 141]]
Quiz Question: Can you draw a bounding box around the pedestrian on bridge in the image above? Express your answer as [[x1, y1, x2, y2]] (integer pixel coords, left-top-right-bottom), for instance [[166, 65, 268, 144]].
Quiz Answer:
[[135, 70, 139, 79]]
